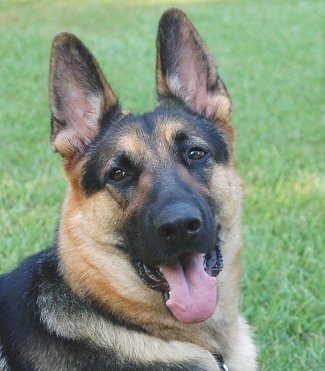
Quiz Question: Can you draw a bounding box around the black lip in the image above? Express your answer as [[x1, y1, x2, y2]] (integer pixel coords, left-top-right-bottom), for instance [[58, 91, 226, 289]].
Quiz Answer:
[[133, 241, 223, 294], [204, 244, 224, 277], [133, 260, 169, 292]]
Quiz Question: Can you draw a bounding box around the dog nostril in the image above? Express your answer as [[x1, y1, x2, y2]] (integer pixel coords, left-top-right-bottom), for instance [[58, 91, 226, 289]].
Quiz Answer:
[[158, 224, 176, 241], [186, 219, 201, 234], [155, 205, 203, 244], [157, 218, 202, 243]]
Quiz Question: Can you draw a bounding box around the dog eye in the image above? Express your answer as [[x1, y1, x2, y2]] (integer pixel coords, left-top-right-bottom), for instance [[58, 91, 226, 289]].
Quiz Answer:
[[188, 148, 207, 160], [109, 168, 128, 182]]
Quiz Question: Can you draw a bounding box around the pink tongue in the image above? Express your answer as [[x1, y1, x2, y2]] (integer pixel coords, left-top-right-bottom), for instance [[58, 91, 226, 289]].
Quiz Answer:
[[160, 254, 217, 324]]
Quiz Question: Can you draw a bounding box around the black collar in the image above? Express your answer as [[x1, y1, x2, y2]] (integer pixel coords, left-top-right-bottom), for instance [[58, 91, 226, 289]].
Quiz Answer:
[[215, 354, 229, 371]]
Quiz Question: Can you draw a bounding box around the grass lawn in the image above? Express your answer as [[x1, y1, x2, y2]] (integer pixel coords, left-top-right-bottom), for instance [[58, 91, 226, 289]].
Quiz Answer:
[[0, 0, 324, 369]]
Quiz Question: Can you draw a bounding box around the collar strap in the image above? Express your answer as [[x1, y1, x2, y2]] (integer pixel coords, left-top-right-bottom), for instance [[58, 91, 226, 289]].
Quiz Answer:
[[215, 354, 229, 371]]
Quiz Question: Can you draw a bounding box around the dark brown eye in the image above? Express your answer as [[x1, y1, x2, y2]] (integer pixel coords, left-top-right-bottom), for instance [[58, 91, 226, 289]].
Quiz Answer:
[[188, 148, 207, 160], [109, 168, 128, 182]]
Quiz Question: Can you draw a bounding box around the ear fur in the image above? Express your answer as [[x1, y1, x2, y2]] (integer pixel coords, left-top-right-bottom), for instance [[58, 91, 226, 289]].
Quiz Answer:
[[156, 8, 231, 125], [49, 33, 119, 158]]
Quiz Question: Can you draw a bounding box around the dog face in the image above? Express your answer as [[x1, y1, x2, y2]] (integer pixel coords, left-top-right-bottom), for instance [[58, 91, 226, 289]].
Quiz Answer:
[[49, 8, 241, 326], [82, 108, 229, 265]]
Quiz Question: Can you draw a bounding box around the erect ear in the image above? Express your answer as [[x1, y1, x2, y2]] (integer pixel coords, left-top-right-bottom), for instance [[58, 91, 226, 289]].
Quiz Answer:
[[156, 8, 231, 124], [49, 32, 119, 158]]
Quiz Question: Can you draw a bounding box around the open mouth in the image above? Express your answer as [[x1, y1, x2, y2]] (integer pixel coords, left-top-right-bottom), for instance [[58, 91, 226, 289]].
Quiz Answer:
[[133, 243, 223, 324]]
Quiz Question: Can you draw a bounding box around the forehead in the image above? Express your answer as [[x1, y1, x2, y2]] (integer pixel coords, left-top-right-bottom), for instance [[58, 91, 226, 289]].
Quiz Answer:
[[92, 107, 231, 169], [102, 108, 223, 154], [114, 115, 183, 158]]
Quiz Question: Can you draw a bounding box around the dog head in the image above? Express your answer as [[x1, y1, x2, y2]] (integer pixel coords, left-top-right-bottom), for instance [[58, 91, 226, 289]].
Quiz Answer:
[[49, 8, 241, 324]]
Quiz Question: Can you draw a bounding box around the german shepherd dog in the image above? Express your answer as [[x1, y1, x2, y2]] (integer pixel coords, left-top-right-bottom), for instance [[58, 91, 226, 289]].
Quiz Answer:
[[0, 8, 257, 371]]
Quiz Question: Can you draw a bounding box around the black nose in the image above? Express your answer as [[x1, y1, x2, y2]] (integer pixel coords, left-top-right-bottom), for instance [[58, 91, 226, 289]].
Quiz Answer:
[[155, 204, 202, 245]]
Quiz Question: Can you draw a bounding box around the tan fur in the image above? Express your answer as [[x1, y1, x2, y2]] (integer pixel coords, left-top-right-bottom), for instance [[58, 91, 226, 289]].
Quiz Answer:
[[117, 131, 147, 160], [31, 303, 220, 371], [158, 119, 184, 146]]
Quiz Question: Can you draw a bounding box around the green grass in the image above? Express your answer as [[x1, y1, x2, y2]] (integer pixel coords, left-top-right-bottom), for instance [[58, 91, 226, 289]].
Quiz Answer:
[[0, 0, 324, 369]]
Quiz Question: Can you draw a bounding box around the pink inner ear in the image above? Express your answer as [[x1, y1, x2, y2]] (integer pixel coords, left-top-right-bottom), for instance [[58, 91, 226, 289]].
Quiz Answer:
[[167, 62, 231, 123], [166, 39, 219, 118], [65, 89, 101, 139], [51, 84, 102, 155], [168, 69, 213, 118]]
